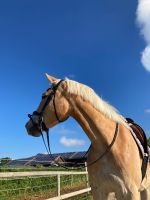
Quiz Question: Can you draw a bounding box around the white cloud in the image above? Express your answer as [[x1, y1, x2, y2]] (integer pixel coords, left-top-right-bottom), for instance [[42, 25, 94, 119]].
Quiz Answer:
[[136, 0, 150, 71], [145, 109, 150, 114], [141, 46, 150, 71], [60, 136, 85, 148]]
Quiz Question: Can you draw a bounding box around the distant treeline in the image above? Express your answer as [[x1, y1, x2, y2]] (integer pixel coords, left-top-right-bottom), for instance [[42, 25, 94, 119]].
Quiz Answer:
[[147, 138, 150, 147]]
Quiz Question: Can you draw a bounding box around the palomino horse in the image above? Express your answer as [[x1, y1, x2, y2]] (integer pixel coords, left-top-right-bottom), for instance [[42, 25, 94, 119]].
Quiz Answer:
[[25, 74, 150, 200]]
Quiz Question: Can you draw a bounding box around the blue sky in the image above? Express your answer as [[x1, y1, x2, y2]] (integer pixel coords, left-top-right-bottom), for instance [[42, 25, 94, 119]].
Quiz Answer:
[[0, 0, 150, 159]]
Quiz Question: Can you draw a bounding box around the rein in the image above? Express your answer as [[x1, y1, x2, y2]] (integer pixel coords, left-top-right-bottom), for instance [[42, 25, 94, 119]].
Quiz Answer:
[[41, 122, 119, 170], [28, 80, 119, 169]]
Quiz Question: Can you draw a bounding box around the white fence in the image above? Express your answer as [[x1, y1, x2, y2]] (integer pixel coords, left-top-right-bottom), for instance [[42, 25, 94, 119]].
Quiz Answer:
[[0, 171, 91, 200]]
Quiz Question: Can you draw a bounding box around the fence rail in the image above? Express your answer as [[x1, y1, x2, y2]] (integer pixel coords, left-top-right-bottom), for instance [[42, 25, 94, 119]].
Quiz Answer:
[[0, 170, 92, 200], [46, 188, 91, 200], [0, 171, 87, 178]]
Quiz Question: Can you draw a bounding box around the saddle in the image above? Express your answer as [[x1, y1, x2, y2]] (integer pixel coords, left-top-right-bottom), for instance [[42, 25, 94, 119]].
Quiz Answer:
[[126, 118, 148, 154], [126, 118, 149, 181]]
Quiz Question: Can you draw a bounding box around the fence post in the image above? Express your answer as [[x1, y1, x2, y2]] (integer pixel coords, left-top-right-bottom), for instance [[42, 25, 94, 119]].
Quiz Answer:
[[85, 162, 90, 195], [57, 174, 61, 197], [71, 167, 74, 186]]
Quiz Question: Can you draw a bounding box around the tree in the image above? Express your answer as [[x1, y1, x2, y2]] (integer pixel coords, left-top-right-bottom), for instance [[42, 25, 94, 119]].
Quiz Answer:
[[147, 138, 150, 147], [0, 157, 11, 165]]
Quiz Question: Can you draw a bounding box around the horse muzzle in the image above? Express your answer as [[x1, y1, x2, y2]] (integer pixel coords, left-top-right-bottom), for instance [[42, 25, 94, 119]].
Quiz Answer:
[[25, 112, 48, 137], [25, 120, 42, 137]]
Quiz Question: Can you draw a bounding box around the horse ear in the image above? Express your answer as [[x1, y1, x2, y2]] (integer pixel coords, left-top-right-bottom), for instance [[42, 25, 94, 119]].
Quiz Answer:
[[45, 73, 58, 84]]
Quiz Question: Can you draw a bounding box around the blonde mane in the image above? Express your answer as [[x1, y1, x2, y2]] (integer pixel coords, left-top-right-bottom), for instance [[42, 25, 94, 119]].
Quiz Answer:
[[65, 79, 129, 128]]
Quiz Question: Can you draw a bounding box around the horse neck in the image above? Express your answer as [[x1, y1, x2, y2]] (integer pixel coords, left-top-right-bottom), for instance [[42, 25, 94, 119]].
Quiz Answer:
[[69, 95, 117, 150]]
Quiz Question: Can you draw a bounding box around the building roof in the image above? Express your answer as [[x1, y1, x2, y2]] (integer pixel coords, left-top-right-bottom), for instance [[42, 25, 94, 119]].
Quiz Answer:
[[7, 151, 87, 166]]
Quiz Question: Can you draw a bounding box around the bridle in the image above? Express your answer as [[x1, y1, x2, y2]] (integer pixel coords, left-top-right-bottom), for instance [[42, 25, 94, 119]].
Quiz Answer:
[[27, 79, 119, 169], [28, 80, 65, 133], [27, 80, 68, 159]]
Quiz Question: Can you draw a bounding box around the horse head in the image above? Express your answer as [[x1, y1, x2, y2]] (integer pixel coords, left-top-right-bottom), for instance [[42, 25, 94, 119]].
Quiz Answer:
[[25, 74, 70, 137]]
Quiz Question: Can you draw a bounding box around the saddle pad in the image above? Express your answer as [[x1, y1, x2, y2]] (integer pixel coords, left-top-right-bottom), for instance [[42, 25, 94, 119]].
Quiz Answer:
[[126, 118, 149, 159]]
